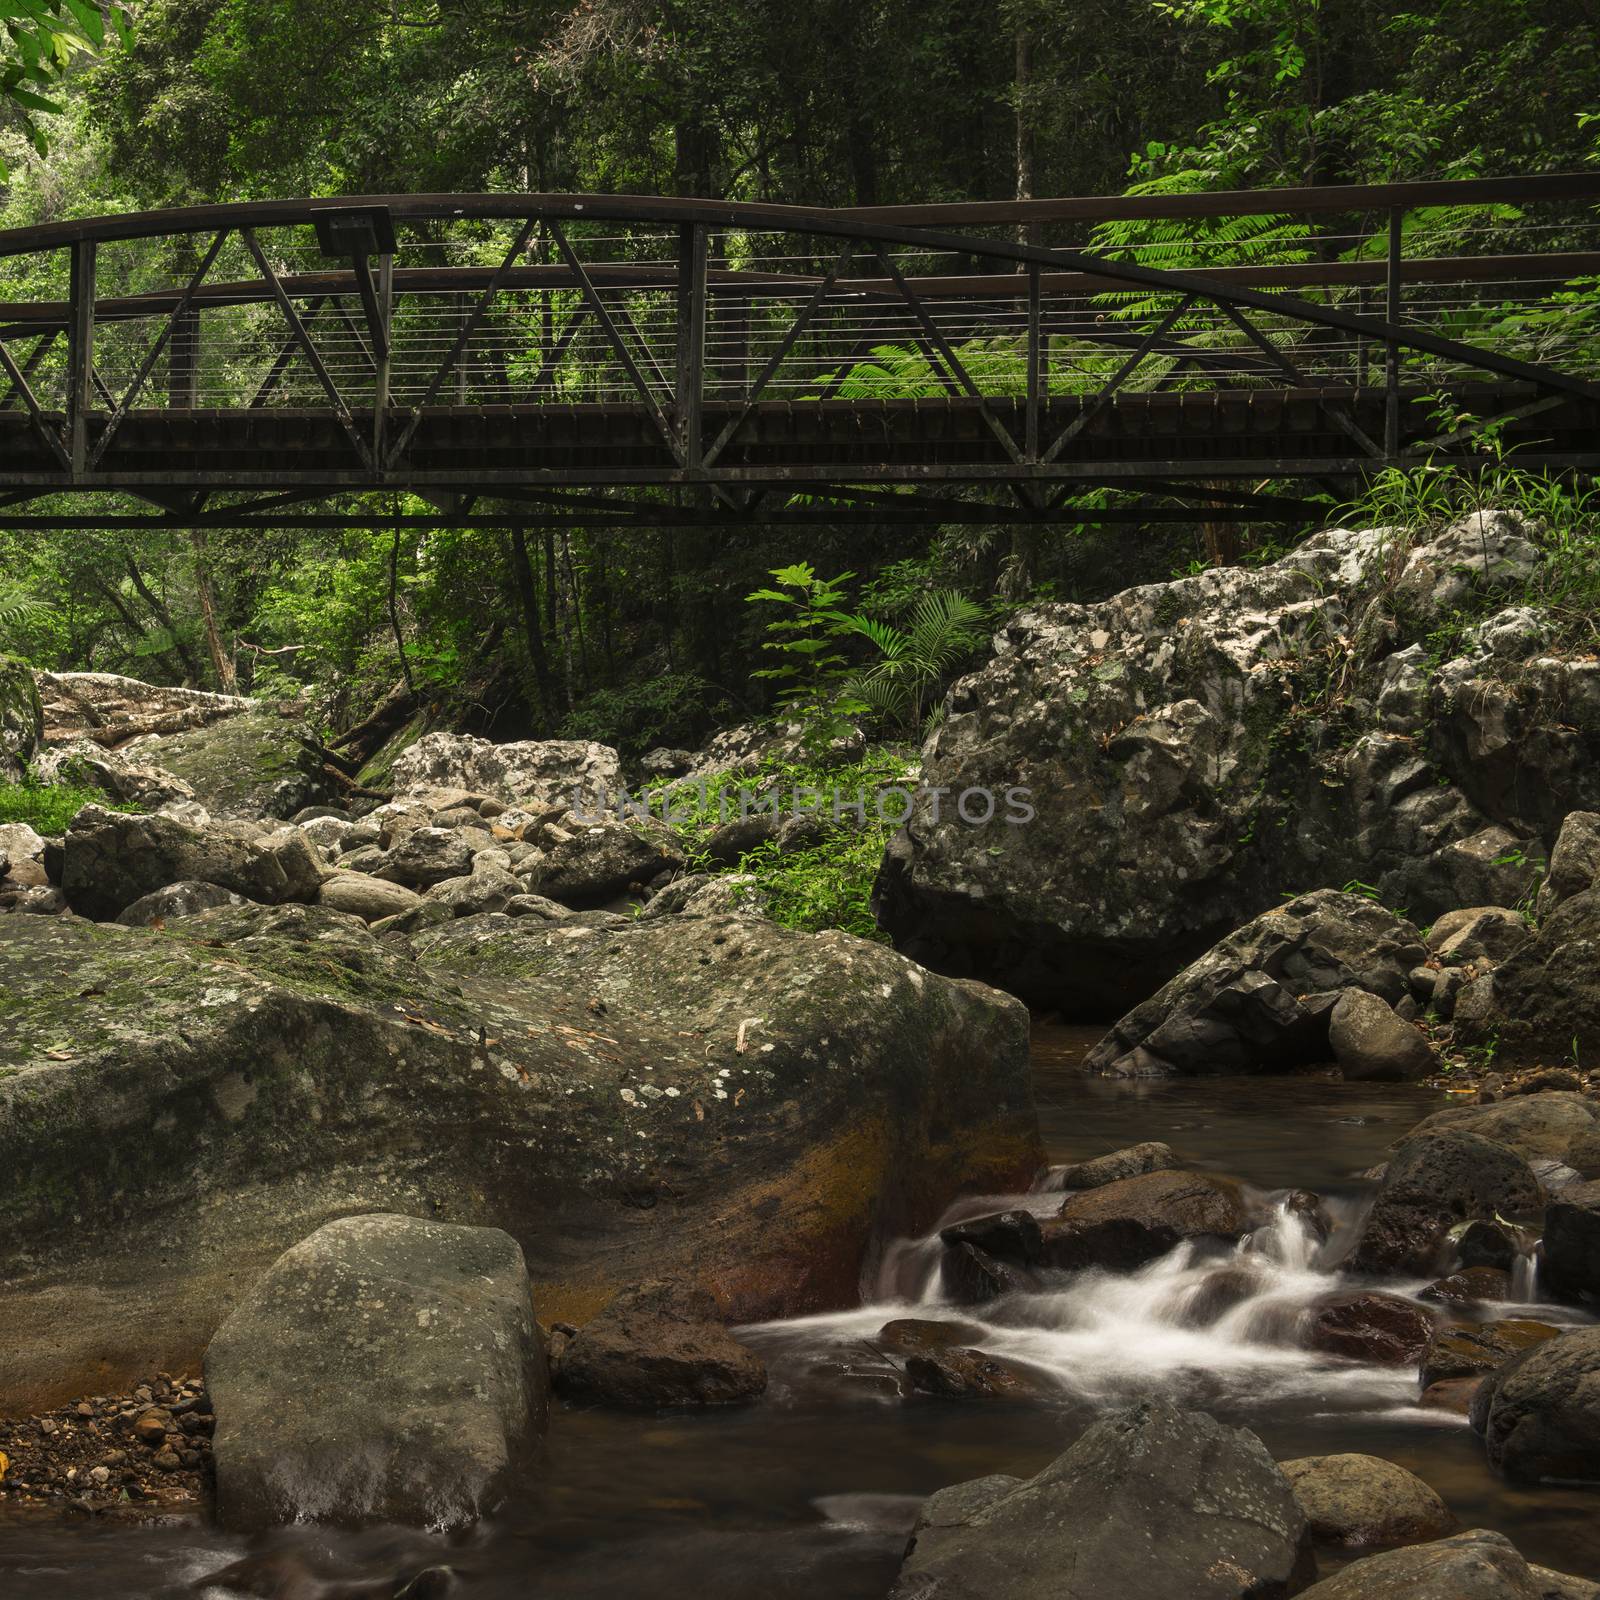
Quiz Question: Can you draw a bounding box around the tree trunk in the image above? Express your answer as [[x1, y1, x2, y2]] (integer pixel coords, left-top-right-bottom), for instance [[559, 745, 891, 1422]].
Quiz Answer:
[[122, 550, 205, 684], [1014, 17, 1040, 251], [508, 526, 562, 721], [189, 530, 237, 692]]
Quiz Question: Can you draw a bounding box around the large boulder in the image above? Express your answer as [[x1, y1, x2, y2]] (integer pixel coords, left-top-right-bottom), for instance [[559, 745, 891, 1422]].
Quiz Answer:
[[1405, 1093, 1600, 1168], [1039, 1169, 1256, 1271], [873, 516, 1594, 1014], [391, 732, 622, 808], [887, 1399, 1315, 1600], [0, 903, 1037, 1410], [1418, 1319, 1560, 1391], [126, 706, 331, 819], [205, 1213, 546, 1529], [1085, 890, 1426, 1076], [521, 816, 686, 907], [0, 654, 42, 779], [60, 804, 324, 920], [1454, 889, 1600, 1066], [553, 1281, 766, 1408], [1536, 810, 1600, 915], [317, 870, 426, 923], [1305, 1292, 1433, 1365], [1542, 1180, 1600, 1302], [1473, 1326, 1600, 1484], [1328, 988, 1436, 1082], [1348, 1131, 1541, 1276], [1292, 1529, 1600, 1600], [1278, 1454, 1454, 1547]]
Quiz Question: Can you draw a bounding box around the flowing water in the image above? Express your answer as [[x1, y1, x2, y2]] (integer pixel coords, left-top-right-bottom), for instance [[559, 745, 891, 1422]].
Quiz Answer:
[[5, 1025, 1599, 1598]]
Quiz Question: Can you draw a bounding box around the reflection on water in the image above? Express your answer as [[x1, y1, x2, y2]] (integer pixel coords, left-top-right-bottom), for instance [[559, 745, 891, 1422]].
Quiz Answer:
[[5, 1023, 1599, 1597]]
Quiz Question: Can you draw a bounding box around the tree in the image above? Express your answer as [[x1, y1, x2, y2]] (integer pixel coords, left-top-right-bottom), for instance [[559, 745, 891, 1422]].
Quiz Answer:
[[1, 0, 129, 175]]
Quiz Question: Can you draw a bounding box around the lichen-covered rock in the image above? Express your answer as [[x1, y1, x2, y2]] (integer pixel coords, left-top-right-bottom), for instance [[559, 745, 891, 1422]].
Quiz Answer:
[[31, 736, 201, 813], [1418, 1319, 1560, 1391], [888, 1399, 1315, 1600], [1329, 988, 1437, 1082], [391, 731, 622, 808], [1293, 1529, 1600, 1600], [61, 804, 324, 920], [0, 654, 42, 780], [1278, 1453, 1454, 1547], [1536, 810, 1600, 915], [1473, 1326, 1600, 1484], [126, 706, 331, 819], [875, 515, 1591, 1013], [1406, 1093, 1600, 1168], [1085, 890, 1426, 1076], [0, 902, 1036, 1410], [205, 1213, 546, 1529], [521, 815, 686, 907], [116, 880, 247, 926]]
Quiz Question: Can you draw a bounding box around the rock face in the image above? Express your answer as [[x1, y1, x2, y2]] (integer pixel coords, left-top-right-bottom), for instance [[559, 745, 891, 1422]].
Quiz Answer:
[[61, 805, 324, 920], [1040, 1169, 1255, 1270], [1085, 890, 1426, 1076], [1348, 1131, 1541, 1276], [1278, 1454, 1454, 1547], [391, 731, 622, 807], [888, 1399, 1315, 1600], [205, 1213, 546, 1529], [1454, 888, 1600, 1066], [0, 654, 42, 778], [874, 515, 1595, 1013], [1293, 1529, 1600, 1600], [126, 707, 331, 819], [1475, 1327, 1600, 1483], [1542, 1180, 1600, 1302], [0, 903, 1037, 1410], [554, 1282, 766, 1408], [1328, 989, 1436, 1082], [1536, 810, 1600, 915]]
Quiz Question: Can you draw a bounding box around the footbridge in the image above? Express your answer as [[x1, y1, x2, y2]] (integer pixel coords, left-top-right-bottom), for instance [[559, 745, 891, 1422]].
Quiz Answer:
[[0, 175, 1596, 529]]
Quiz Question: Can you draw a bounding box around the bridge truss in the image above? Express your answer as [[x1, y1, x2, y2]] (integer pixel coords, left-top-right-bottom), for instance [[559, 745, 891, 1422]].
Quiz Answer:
[[0, 176, 1596, 530]]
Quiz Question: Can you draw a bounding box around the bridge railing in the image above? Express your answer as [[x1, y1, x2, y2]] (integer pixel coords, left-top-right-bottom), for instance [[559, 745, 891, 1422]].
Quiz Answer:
[[0, 177, 1595, 494]]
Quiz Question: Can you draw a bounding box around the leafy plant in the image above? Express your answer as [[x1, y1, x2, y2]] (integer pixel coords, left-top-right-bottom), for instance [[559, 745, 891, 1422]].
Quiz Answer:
[[745, 564, 862, 747], [838, 588, 987, 737], [0, 772, 129, 835]]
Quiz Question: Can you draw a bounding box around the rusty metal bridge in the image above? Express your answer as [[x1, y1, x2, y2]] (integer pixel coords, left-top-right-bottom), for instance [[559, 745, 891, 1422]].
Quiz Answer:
[[0, 175, 1597, 530]]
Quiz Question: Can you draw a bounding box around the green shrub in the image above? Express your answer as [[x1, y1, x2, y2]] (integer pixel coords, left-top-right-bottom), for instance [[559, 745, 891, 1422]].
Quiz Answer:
[[0, 775, 126, 836]]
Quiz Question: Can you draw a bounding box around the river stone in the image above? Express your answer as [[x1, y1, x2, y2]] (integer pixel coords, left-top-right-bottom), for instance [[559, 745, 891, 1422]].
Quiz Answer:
[[888, 1398, 1315, 1600], [554, 1281, 766, 1408], [1292, 1528, 1600, 1600], [877, 1318, 989, 1359], [872, 518, 1578, 1016], [521, 816, 686, 907], [126, 706, 332, 820], [1349, 1131, 1541, 1276], [1329, 988, 1436, 1082], [1054, 1140, 1180, 1189], [61, 804, 324, 920], [116, 880, 248, 926], [1418, 1319, 1560, 1391], [0, 904, 1036, 1411], [204, 1213, 547, 1529], [1536, 811, 1600, 916], [1474, 1326, 1600, 1483], [1428, 907, 1531, 966], [1039, 1169, 1255, 1271], [1279, 1453, 1454, 1547], [1454, 889, 1600, 1066], [904, 1346, 1054, 1402], [1306, 1292, 1433, 1365], [317, 869, 426, 923], [391, 732, 622, 808], [1085, 890, 1427, 1076], [1418, 1266, 1512, 1306], [1407, 1093, 1600, 1168], [0, 654, 42, 779], [940, 1242, 1038, 1304], [939, 1209, 1043, 1265], [372, 826, 476, 888], [1542, 1180, 1600, 1302]]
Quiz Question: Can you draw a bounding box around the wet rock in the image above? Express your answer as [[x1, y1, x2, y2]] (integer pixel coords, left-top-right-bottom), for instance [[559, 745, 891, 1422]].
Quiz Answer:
[[1054, 1140, 1179, 1190], [1456, 1219, 1521, 1271], [904, 1347, 1054, 1402], [1306, 1292, 1433, 1365], [1410, 1093, 1600, 1168], [62, 805, 323, 920], [116, 880, 248, 926], [1329, 988, 1437, 1082], [876, 1318, 988, 1359], [1473, 1326, 1600, 1484], [1535, 810, 1600, 916], [521, 816, 686, 908], [1539, 1179, 1600, 1302], [939, 1209, 1043, 1265], [940, 1241, 1038, 1304], [192, 1550, 456, 1599], [888, 1397, 1315, 1600], [1349, 1132, 1540, 1276], [1418, 1319, 1560, 1392], [1419, 1267, 1512, 1306], [1179, 1264, 1267, 1327], [1454, 890, 1600, 1067], [372, 827, 475, 889], [391, 732, 622, 808], [1040, 1169, 1255, 1271], [1418, 1377, 1483, 1416], [0, 903, 1036, 1412], [1086, 890, 1427, 1076], [316, 870, 426, 922], [554, 1281, 766, 1409], [1292, 1528, 1600, 1599], [1278, 1453, 1454, 1547], [205, 1212, 547, 1529]]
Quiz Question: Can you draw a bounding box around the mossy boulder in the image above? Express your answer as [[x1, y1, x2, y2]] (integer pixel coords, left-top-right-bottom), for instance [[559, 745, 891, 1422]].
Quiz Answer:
[[127, 705, 332, 818], [0, 654, 43, 780], [0, 902, 1037, 1410]]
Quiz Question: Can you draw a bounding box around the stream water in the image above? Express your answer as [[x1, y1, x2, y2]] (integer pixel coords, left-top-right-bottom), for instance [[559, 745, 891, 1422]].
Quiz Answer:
[[5, 1024, 1599, 1598]]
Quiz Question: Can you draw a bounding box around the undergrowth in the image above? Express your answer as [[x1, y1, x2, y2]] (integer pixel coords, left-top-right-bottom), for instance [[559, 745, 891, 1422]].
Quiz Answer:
[[0, 774, 130, 835]]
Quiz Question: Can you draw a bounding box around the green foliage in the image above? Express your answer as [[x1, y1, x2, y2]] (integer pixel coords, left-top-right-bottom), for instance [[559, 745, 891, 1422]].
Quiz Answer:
[[0, 770, 131, 835], [838, 588, 987, 736], [0, 0, 129, 175], [560, 672, 727, 759], [746, 563, 863, 745], [0, 591, 50, 655]]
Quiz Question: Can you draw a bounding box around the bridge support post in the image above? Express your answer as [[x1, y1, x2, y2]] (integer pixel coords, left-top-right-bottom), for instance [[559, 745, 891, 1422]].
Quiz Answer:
[[66, 240, 96, 478], [1384, 208, 1402, 461], [675, 221, 707, 469]]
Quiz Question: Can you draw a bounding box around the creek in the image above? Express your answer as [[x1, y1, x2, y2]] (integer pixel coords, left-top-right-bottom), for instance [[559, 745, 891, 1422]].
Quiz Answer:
[[3, 1025, 1595, 1598]]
